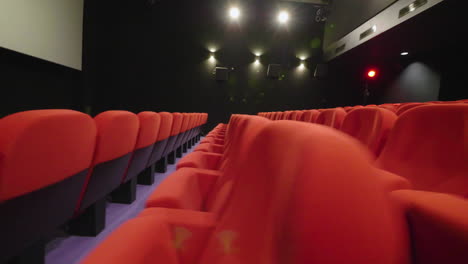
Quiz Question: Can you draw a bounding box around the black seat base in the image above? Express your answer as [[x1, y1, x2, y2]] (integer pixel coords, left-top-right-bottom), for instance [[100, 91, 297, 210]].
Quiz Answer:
[[137, 165, 155, 185], [110, 177, 137, 204], [67, 197, 106, 237]]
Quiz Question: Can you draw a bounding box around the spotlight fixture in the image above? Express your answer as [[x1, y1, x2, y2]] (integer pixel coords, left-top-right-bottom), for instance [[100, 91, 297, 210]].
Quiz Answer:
[[278, 11, 289, 24], [209, 53, 215, 62], [299, 62, 305, 70], [254, 57, 260, 65], [400, 52, 409, 56], [229, 7, 240, 20]]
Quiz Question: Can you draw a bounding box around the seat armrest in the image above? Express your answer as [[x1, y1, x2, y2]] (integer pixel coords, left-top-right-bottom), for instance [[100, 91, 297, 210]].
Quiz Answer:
[[375, 168, 412, 192], [391, 190, 468, 264], [146, 168, 221, 210], [177, 152, 223, 170]]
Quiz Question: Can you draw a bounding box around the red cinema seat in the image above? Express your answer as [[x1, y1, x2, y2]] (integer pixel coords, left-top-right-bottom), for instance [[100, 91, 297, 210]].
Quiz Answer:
[[162, 113, 184, 165], [0, 110, 96, 263], [111, 112, 160, 199], [380, 104, 398, 112], [376, 104, 468, 196], [71, 111, 139, 236], [396, 103, 426, 115], [301, 110, 320, 123], [316, 107, 347, 129], [145, 116, 270, 211], [176, 115, 267, 171], [173, 113, 191, 158], [83, 121, 414, 264], [341, 107, 397, 157], [194, 115, 242, 154], [290, 111, 299, 120], [145, 112, 174, 174], [183, 114, 197, 151]]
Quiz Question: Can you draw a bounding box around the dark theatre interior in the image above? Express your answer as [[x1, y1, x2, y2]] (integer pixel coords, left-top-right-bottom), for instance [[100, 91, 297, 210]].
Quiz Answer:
[[1, 0, 467, 263]]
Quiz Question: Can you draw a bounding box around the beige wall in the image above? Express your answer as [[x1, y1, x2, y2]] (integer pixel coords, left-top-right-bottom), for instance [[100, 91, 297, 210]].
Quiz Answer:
[[0, 0, 84, 70]]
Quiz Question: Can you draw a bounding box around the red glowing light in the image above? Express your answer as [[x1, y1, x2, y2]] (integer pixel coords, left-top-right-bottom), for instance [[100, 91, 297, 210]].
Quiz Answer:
[[367, 70, 377, 78]]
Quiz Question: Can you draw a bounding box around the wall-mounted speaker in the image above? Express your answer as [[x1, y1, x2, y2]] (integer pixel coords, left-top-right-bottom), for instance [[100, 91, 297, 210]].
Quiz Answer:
[[267, 64, 281, 79], [314, 64, 328, 79], [215, 67, 229, 81]]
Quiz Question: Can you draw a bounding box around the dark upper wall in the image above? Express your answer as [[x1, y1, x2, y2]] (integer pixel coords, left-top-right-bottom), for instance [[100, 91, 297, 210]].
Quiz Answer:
[[0, 47, 82, 117], [324, 0, 397, 47], [322, 0, 466, 107], [84, 0, 327, 130]]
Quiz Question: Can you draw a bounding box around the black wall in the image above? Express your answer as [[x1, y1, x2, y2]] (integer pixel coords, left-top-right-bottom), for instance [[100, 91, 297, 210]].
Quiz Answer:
[[84, 0, 327, 130], [324, 0, 397, 47], [0, 48, 82, 117], [322, 0, 467, 107]]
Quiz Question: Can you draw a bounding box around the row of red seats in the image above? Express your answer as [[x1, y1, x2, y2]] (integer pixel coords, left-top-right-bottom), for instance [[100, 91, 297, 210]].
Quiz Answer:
[[259, 99, 468, 157], [259, 99, 468, 120], [82, 104, 468, 264], [0, 110, 207, 263]]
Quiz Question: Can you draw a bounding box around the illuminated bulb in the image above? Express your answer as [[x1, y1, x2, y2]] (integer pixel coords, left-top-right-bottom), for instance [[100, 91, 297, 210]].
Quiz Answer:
[[368, 70, 377, 78], [409, 4, 416, 12], [209, 54, 215, 62], [254, 58, 260, 65], [229, 7, 240, 20], [401, 52, 409, 56], [278, 11, 289, 24], [372, 25, 377, 32], [299, 63, 305, 70]]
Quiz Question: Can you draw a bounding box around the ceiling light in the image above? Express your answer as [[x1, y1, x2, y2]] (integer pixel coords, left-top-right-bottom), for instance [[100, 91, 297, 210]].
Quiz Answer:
[[401, 52, 409, 56], [278, 11, 289, 24], [229, 7, 240, 20]]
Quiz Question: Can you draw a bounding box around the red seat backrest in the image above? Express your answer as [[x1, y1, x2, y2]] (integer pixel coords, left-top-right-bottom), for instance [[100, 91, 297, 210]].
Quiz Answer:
[[301, 110, 320, 123], [0, 110, 97, 202], [156, 112, 173, 141], [396, 103, 426, 115], [134, 112, 160, 150], [341, 107, 397, 156], [316, 108, 347, 129], [204, 116, 271, 214], [200, 121, 409, 264], [169, 113, 183, 136], [376, 104, 468, 196], [91, 111, 139, 165]]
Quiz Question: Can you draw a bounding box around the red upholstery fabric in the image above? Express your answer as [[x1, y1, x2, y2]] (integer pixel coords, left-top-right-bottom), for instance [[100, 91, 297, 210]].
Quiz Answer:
[[81, 217, 179, 264], [396, 103, 426, 115], [146, 168, 221, 210], [91, 111, 139, 165], [194, 143, 223, 153], [157, 112, 174, 141], [180, 113, 190, 133], [199, 121, 409, 264], [376, 104, 468, 196], [380, 104, 398, 112], [170, 113, 183, 136], [316, 107, 347, 129], [138, 208, 217, 264], [301, 110, 320, 123], [176, 152, 222, 170], [391, 190, 468, 264], [0, 110, 96, 202], [134, 112, 160, 149], [341, 107, 397, 156]]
